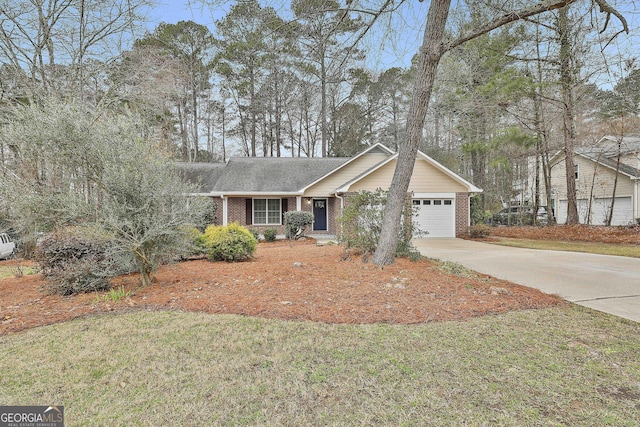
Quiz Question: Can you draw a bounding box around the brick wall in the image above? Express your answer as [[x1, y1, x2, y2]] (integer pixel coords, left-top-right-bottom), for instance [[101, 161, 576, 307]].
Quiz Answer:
[[225, 196, 300, 236], [455, 192, 469, 237], [207, 195, 383, 237]]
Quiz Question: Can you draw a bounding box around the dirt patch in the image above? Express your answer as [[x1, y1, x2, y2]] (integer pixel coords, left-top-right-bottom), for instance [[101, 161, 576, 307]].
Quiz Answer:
[[0, 240, 562, 335]]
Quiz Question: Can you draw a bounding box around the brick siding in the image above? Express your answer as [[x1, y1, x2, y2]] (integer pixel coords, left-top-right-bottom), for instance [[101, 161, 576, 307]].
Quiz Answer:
[[455, 192, 469, 237]]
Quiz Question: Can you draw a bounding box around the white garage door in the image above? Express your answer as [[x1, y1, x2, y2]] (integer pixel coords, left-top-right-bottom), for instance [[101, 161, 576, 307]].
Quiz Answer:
[[592, 197, 633, 225], [412, 198, 455, 238], [558, 197, 633, 225]]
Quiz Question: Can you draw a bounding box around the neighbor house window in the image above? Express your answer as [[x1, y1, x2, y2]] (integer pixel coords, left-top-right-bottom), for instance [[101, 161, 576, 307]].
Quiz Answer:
[[253, 198, 281, 225], [574, 164, 579, 180]]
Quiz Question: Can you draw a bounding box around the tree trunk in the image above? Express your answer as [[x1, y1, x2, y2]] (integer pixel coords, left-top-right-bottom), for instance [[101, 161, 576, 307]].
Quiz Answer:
[[607, 135, 623, 226], [320, 48, 327, 157], [136, 254, 152, 287], [250, 67, 257, 157], [177, 101, 189, 161], [559, 5, 579, 225], [371, 0, 451, 265]]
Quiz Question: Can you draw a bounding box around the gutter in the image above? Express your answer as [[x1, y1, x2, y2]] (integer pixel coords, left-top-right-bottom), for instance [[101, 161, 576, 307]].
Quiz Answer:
[[208, 191, 304, 197]]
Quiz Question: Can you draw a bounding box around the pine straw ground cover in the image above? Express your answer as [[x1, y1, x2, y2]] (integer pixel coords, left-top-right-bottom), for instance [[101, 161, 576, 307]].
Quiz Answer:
[[489, 224, 640, 245], [1, 239, 561, 336]]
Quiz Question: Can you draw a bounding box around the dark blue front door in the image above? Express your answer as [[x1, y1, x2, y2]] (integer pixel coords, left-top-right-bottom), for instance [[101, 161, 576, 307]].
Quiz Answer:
[[313, 199, 327, 231]]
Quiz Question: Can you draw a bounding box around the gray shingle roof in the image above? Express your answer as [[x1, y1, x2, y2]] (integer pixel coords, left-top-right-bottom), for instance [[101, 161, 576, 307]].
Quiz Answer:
[[598, 136, 640, 155], [177, 162, 226, 193], [577, 149, 640, 178], [212, 157, 351, 193]]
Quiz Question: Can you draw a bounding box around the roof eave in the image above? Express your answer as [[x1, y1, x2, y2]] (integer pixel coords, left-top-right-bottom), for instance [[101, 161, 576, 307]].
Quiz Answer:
[[577, 152, 639, 179], [209, 191, 305, 197]]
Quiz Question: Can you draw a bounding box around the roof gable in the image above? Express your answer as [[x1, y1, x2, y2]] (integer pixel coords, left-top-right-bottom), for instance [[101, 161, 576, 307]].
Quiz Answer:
[[576, 150, 640, 179], [300, 143, 395, 192], [336, 150, 482, 193]]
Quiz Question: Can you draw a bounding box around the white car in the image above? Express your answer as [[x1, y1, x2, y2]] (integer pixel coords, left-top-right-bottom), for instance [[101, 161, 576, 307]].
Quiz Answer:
[[0, 233, 15, 260]]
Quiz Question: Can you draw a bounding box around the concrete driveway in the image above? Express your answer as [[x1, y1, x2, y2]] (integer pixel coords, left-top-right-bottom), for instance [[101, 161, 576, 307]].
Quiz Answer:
[[413, 238, 640, 323]]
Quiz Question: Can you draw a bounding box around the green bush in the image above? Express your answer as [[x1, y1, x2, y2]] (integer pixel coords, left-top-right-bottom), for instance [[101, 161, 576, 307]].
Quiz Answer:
[[184, 227, 208, 257], [248, 228, 260, 241], [284, 211, 314, 240], [202, 223, 257, 262], [469, 224, 491, 239], [469, 194, 485, 225], [35, 226, 121, 295], [263, 228, 278, 242]]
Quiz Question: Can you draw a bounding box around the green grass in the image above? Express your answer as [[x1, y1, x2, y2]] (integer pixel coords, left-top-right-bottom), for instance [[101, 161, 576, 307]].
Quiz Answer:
[[0, 264, 34, 279], [491, 237, 640, 258], [2, 306, 640, 426]]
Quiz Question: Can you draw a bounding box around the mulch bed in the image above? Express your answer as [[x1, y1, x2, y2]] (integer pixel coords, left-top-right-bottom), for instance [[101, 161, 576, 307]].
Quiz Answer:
[[488, 224, 640, 245], [1, 239, 562, 335]]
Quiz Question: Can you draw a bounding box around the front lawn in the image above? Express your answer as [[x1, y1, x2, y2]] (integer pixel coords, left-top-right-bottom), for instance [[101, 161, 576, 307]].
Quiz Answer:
[[1, 306, 639, 426]]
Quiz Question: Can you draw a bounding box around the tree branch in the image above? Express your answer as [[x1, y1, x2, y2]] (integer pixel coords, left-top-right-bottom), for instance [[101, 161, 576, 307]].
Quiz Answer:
[[444, 0, 629, 54], [594, 0, 629, 34], [443, 0, 576, 53]]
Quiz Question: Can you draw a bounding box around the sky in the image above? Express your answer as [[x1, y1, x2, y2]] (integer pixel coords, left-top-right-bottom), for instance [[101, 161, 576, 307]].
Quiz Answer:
[[145, 0, 430, 72], [145, 0, 640, 84]]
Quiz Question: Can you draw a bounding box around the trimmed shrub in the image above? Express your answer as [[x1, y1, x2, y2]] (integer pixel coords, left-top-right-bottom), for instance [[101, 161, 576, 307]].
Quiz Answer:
[[248, 228, 260, 241], [35, 226, 120, 295], [284, 211, 314, 240], [184, 227, 208, 257], [202, 223, 257, 262], [263, 228, 277, 242], [469, 224, 491, 239]]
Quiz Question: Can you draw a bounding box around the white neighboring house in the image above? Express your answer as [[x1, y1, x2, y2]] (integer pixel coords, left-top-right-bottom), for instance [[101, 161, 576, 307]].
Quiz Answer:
[[534, 136, 640, 226], [0, 233, 15, 260]]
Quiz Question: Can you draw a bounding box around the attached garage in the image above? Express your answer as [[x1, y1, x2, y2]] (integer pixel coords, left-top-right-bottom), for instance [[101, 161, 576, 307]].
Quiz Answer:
[[412, 196, 456, 238]]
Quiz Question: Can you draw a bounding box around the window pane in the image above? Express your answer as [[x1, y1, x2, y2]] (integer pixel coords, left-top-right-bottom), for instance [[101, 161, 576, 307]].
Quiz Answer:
[[268, 199, 280, 211], [254, 199, 266, 224], [423, 200, 431, 205], [255, 212, 267, 224], [254, 199, 266, 211], [444, 200, 452, 205], [268, 211, 280, 224], [266, 199, 281, 225], [434, 200, 442, 205]]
